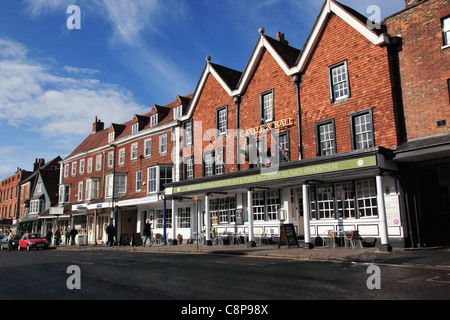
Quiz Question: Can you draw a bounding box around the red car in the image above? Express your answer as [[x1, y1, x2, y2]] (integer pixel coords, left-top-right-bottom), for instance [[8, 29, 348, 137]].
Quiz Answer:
[[18, 233, 49, 251]]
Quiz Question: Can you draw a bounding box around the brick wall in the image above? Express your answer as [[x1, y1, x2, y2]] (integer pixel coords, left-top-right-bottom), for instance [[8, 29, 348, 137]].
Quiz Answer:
[[300, 13, 400, 159], [385, 0, 450, 139]]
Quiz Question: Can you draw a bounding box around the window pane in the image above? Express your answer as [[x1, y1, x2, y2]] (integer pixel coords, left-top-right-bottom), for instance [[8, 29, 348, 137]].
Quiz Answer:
[[356, 179, 378, 217], [354, 113, 373, 149]]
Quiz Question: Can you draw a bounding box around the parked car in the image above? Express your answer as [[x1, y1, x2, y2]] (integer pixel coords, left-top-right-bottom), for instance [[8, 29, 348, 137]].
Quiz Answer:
[[1, 235, 21, 250], [18, 233, 49, 251]]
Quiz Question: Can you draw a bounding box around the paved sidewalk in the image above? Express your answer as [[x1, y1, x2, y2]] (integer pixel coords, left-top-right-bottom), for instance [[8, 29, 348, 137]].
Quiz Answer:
[[55, 242, 450, 270]]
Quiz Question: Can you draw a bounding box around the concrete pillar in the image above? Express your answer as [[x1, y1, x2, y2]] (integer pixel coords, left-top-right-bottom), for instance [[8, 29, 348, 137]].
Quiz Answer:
[[376, 174, 392, 251], [247, 189, 255, 247], [302, 182, 314, 249]]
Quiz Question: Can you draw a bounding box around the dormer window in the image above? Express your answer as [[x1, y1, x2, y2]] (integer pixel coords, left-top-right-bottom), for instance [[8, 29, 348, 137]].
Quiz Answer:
[[174, 105, 182, 120], [132, 123, 139, 134], [108, 132, 115, 143], [151, 114, 158, 127]]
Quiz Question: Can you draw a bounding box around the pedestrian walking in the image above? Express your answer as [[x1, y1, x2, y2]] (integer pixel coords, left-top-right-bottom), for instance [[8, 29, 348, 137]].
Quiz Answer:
[[106, 221, 115, 248], [8, 229, 14, 251], [54, 229, 61, 246], [70, 227, 78, 246], [143, 219, 152, 247], [46, 229, 53, 245]]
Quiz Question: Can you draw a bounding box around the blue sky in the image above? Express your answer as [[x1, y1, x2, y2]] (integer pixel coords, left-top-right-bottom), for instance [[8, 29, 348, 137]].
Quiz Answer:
[[0, 0, 405, 180]]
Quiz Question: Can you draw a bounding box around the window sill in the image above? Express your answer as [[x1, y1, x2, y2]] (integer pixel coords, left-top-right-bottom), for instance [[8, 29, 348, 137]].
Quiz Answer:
[[441, 44, 450, 50]]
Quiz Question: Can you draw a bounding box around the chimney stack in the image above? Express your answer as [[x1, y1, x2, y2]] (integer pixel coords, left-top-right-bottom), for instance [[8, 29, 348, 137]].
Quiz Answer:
[[33, 158, 45, 171], [276, 32, 289, 45], [92, 116, 104, 133]]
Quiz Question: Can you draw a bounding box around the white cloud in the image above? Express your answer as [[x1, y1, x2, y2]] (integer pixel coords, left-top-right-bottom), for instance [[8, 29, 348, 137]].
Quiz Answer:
[[0, 37, 148, 138]]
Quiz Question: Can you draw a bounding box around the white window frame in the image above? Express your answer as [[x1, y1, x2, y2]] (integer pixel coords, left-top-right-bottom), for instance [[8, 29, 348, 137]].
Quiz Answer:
[[132, 123, 139, 134], [64, 164, 69, 177], [108, 151, 114, 168], [131, 143, 138, 161], [108, 132, 115, 143], [144, 139, 152, 157], [159, 134, 168, 155], [136, 171, 142, 192], [151, 114, 158, 127], [78, 181, 83, 201], [443, 16, 450, 46], [260, 90, 274, 123], [96, 154, 102, 171], [79, 159, 85, 174], [71, 162, 77, 176], [329, 60, 350, 103], [87, 158, 93, 173], [118, 148, 125, 165], [174, 105, 182, 120]]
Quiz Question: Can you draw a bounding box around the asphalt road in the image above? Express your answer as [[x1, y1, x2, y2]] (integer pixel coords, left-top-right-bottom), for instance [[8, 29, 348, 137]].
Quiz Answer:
[[1, 248, 449, 303]]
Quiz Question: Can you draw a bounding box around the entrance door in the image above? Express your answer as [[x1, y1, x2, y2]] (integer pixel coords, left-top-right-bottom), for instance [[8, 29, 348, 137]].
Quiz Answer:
[[296, 188, 304, 237], [121, 210, 137, 239]]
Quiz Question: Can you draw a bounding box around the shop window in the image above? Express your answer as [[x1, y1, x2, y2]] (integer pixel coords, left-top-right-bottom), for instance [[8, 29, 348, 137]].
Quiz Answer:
[[177, 207, 191, 228], [308, 178, 378, 220], [252, 190, 280, 221], [356, 179, 378, 218], [155, 209, 172, 228]]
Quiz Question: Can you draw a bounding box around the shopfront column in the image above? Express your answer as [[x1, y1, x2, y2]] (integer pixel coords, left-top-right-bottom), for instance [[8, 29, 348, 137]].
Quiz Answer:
[[302, 182, 313, 249], [172, 199, 177, 244], [376, 174, 392, 251], [247, 189, 255, 246], [205, 194, 211, 245]]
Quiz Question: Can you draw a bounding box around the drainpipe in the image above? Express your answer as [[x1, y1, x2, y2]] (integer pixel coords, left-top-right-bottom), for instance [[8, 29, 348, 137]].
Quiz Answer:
[[293, 74, 303, 160], [234, 95, 242, 171]]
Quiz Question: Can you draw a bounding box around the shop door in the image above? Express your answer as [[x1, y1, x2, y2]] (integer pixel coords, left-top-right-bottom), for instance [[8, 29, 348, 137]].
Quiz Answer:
[[414, 164, 450, 246], [296, 189, 304, 237], [121, 210, 137, 239]]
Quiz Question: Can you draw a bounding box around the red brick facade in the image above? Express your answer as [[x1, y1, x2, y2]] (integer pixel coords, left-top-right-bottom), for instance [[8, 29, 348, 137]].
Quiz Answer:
[[385, 0, 450, 139], [301, 13, 401, 159]]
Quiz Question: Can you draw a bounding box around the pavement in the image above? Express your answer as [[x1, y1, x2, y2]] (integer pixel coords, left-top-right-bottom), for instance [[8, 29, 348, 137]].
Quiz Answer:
[[55, 241, 450, 270]]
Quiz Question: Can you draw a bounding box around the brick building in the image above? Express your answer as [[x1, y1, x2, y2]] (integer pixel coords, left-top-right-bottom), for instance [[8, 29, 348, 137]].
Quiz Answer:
[[49, 0, 448, 249], [0, 169, 32, 233], [57, 96, 192, 244], [386, 0, 450, 246], [168, 0, 405, 250]]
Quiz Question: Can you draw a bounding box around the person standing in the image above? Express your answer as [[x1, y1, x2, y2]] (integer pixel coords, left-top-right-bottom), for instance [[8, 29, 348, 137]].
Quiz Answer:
[[69, 227, 78, 246], [8, 230, 14, 251], [54, 229, 61, 246], [106, 221, 115, 248], [65, 228, 70, 245], [143, 219, 152, 247]]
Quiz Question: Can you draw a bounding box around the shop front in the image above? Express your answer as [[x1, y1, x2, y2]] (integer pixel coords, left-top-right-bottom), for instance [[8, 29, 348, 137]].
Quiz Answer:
[[167, 148, 404, 250]]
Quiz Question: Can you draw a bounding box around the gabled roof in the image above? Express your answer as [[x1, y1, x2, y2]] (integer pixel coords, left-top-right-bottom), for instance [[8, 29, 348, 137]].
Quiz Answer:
[[292, 0, 389, 74], [183, 0, 389, 120]]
